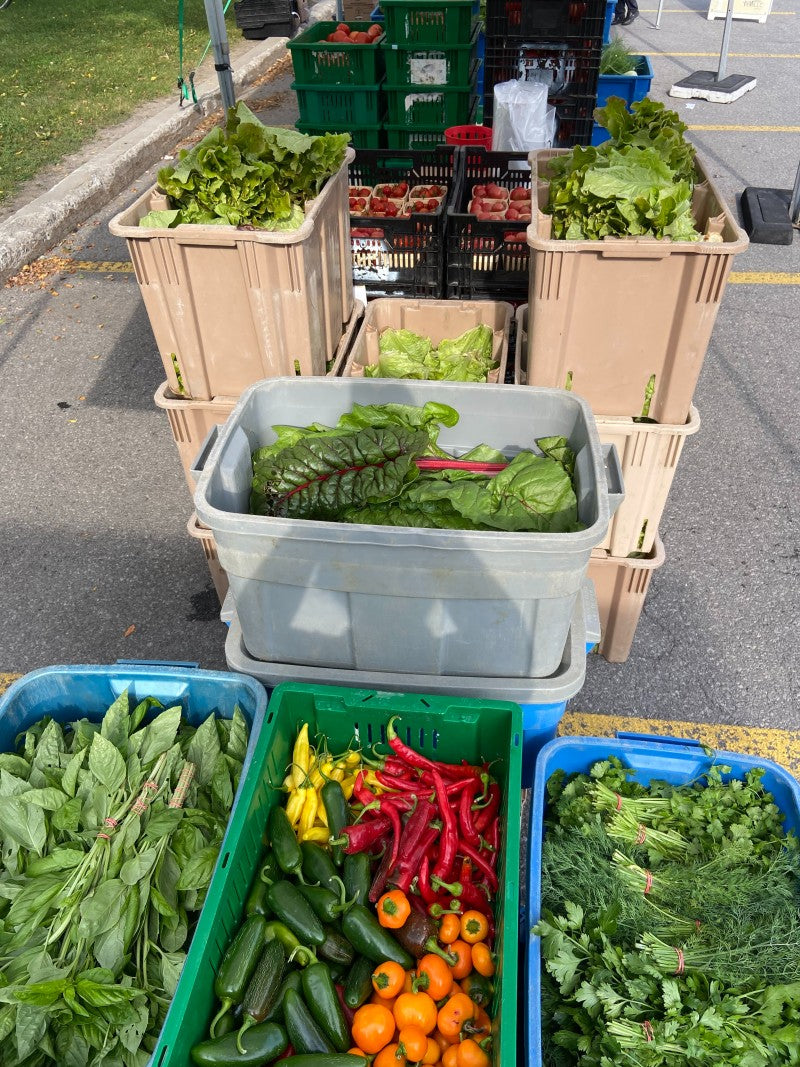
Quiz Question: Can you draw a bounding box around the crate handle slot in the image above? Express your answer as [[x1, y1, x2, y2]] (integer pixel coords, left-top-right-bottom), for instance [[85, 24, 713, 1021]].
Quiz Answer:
[[602, 443, 625, 517], [615, 732, 705, 749], [191, 425, 221, 484]]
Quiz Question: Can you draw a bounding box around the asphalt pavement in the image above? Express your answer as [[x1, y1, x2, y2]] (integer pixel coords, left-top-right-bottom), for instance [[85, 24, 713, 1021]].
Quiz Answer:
[[0, 9, 798, 733]]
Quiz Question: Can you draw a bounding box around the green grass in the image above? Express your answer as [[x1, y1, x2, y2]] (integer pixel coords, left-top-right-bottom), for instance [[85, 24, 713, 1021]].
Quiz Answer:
[[0, 1, 245, 205]]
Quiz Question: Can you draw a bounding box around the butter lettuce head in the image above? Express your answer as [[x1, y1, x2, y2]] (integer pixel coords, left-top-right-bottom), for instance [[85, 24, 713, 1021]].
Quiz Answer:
[[365, 324, 498, 381]]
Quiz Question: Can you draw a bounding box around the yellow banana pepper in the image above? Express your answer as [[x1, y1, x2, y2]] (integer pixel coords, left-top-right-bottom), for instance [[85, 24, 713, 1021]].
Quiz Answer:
[[301, 826, 330, 844], [292, 723, 310, 789]]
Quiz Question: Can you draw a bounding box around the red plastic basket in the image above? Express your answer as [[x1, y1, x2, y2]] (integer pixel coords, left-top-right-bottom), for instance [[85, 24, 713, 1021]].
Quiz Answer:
[[445, 124, 492, 148]]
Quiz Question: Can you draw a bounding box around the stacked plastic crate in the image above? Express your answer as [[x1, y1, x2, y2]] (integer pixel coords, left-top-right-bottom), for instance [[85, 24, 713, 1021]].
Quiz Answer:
[[482, 0, 606, 146], [288, 22, 387, 149], [109, 155, 362, 604], [516, 148, 750, 662], [380, 0, 481, 149]]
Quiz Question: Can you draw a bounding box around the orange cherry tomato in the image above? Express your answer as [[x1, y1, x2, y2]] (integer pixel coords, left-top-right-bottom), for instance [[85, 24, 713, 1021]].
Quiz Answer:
[[393, 990, 438, 1035], [439, 913, 461, 944], [448, 940, 473, 980], [377, 889, 412, 929], [456, 1038, 491, 1067], [422, 1036, 442, 1063], [398, 1024, 429, 1061], [373, 960, 406, 999], [352, 1002, 396, 1054], [459, 910, 489, 944], [471, 942, 495, 978], [442, 1045, 460, 1067], [375, 1043, 407, 1067], [437, 993, 475, 1040], [416, 954, 454, 1001]]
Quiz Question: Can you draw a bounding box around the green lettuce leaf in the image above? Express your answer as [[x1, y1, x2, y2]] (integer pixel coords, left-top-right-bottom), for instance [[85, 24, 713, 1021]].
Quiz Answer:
[[366, 325, 497, 382], [137, 209, 182, 229]]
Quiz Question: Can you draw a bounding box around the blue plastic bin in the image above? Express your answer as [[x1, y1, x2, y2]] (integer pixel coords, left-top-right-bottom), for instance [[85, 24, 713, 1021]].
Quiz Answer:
[[371, 3, 383, 19], [596, 54, 654, 109], [525, 732, 800, 1067], [476, 28, 485, 102], [0, 661, 268, 1067], [591, 121, 611, 145], [603, 0, 616, 42]]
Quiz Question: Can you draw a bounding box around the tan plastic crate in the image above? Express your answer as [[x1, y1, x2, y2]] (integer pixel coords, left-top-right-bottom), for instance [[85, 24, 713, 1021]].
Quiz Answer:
[[515, 305, 700, 556], [188, 513, 229, 606], [588, 537, 666, 662], [109, 150, 355, 400], [340, 298, 514, 382], [525, 149, 748, 423], [156, 301, 365, 492]]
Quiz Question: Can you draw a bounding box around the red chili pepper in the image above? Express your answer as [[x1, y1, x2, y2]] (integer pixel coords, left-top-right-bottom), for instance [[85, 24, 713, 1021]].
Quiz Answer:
[[431, 768, 458, 882], [353, 771, 375, 807], [369, 843, 396, 903], [386, 717, 480, 781], [275, 1045, 295, 1061], [332, 815, 391, 854], [395, 822, 439, 894], [473, 783, 500, 834], [382, 800, 403, 876], [377, 770, 434, 795], [459, 840, 498, 892], [335, 984, 355, 1028], [458, 880, 492, 917], [459, 856, 474, 885], [485, 818, 500, 859], [459, 779, 481, 848], [418, 855, 437, 904]]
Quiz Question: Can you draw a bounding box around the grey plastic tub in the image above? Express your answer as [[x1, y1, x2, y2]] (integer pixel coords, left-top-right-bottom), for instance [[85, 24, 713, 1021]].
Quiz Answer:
[[194, 378, 623, 677], [224, 581, 598, 789]]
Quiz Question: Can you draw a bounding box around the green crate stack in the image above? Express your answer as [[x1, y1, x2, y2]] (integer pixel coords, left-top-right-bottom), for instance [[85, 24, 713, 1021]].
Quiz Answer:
[[381, 0, 480, 149], [288, 21, 388, 148]]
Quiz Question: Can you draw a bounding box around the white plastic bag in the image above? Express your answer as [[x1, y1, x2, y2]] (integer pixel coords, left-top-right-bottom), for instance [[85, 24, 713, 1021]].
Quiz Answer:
[[491, 80, 557, 152]]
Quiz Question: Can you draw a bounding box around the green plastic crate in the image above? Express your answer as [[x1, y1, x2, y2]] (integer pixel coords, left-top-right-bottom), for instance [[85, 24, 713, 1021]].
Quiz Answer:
[[150, 683, 522, 1067], [382, 20, 479, 85], [385, 70, 478, 126], [381, 0, 478, 44], [288, 21, 385, 85], [296, 118, 385, 150], [293, 80, 385, 125]]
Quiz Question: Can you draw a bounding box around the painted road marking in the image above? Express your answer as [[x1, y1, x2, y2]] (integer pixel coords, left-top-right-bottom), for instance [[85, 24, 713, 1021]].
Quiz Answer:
[[71, 260, 134, 272], [659, 51, 800, 56], [690, 124, 800, 131], [561, 712, 800, 777], [729, 272, 800, 284], [641, 7, 795, 11], [0, 674, 20, 695]]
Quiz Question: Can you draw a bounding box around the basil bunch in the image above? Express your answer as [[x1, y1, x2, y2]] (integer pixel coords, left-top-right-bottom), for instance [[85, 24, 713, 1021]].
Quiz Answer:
[[0, 691, 249, 1066]]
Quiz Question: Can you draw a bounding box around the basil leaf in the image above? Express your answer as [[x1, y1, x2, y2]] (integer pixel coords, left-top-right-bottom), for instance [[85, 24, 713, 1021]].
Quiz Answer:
[[137, 706, 182, 766], [100, 691, 131, 751], [78, 879, 126, 940], [60, 749, 86, 798], [225, 707, 248, 763], [0, 799, 47, 856], [120, 848, 158, 887], [19, 788, 69, 811], [15, 1003, 47, 1061], [186, 714, 222, 790], [88, 734, 126, 793], [175, 845, 219, 892]]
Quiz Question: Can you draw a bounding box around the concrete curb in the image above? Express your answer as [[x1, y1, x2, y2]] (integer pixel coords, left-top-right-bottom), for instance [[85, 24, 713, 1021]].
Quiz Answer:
[[0, 36, 289, 286]]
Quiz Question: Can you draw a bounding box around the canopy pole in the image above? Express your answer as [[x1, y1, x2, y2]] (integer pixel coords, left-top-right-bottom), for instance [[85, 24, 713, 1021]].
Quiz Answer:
[[204, 0, 236, 114], [717, 0, 735, 80], [790, 159, 800, 226]]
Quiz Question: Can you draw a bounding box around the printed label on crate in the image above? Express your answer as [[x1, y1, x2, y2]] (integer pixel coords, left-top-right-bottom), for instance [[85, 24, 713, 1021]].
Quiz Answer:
[[409, 56, 448, 83]]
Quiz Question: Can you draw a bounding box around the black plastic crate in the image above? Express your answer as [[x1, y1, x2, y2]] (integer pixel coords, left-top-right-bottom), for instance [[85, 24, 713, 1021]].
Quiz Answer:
[[485, 0, 606, 41], [482, 39, 601, 122], [235, 0, 292, 27], [549, 92, 596, 146], [242, 20, 295, 37], [445, 147, 533, 301], [348, 146, 458, 298]]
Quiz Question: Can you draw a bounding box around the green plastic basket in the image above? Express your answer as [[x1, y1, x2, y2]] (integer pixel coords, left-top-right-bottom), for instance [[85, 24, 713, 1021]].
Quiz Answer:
[[288, 21, 386, 85], [296, 118, 385, 149], [293, 80, 385, 125], [382, 20, 479, 85], [380, 0, 478, 45], [383, 123, 449, 149], [150, 683, 522, 1067], [384, 69, 478, 126]]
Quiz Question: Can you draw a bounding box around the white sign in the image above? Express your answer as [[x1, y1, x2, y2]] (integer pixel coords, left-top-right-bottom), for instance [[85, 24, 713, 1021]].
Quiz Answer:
[[707, 0, 773, 22]]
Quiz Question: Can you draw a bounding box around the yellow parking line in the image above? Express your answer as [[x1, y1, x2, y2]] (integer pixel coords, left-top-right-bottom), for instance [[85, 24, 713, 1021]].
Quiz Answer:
[[690, 124, 800, 132], [729, 272, 800, 284], [658, 50, 800, 56], [0, 673, 20, 696], [560, 712, 800, 778], [71, 260, 134, 273]]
